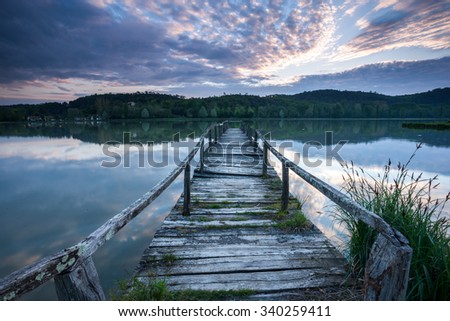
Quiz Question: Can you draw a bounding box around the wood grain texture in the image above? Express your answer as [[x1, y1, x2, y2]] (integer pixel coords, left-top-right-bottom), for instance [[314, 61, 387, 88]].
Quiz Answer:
[[54, 256, 106, 301], [135, 128, 350, 299]]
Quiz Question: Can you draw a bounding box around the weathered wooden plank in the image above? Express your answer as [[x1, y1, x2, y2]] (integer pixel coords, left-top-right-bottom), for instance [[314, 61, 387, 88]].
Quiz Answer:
[[143, 233, 332, 246], [140, 253, 344, 270], [190, 178, 277, 186], [139, 257, 346, 278], [189, 190, 280, 196], [193, 172, 278, 180], [198, 168, 266, 177], [153, 229, 323, 241], [157, 220, 274, 229], [177, 199, 280, 206], [204, 161, 264, 168], [137, 268, 346, 292], [156, 224, 319, 233], [142, 245, 341, 260], [147, 236, 334, 249], [164, 214, 272, 223], [168, 208, 276, 216], [187, 192, 278, 199]]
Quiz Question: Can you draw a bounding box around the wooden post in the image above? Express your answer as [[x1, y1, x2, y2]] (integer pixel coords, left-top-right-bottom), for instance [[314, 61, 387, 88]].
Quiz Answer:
[[263, 142, 268, 177], [183, 161, 191, 216], [208, 128, 212, 144], [281, 160, 289, 211], [214, 125, 218, 143], [200, 139, 205, 174], [54, 256, 106, 301], [364, 234, 412, 300], [253, 129, 258, 152]]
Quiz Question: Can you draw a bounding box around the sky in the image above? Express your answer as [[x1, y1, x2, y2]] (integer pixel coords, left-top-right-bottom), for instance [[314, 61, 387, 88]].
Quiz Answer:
[[0, 0, 449, 105]]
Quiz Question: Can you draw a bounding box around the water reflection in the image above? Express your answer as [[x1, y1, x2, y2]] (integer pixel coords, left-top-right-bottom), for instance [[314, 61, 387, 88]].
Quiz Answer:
[[256, 119, 450, 147], [0, 120, 207, 300], [0, 119, 448, 300], [0, 120, 211, 145], [267, 129, 450, 253]]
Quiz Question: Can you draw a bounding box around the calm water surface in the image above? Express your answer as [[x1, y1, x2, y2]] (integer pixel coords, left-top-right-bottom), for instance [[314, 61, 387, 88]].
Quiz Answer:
[[0, 119, 448, 300], [256, 119, 450, 246]]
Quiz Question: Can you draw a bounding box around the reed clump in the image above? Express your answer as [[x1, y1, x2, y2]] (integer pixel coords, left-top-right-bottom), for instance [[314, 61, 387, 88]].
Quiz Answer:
[[336, 143, 449, 300]]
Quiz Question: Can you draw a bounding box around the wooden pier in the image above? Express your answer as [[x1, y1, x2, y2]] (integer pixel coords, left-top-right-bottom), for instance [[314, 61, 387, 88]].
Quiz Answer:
[[0, 121, 412, 301], [134, 127, 349, 299]]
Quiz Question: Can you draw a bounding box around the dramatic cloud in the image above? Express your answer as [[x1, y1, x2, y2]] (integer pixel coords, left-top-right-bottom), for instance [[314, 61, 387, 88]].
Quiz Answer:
[[0, 0, 449, 103], [0, 0, 334, 85], [335, 0, 450, 60]]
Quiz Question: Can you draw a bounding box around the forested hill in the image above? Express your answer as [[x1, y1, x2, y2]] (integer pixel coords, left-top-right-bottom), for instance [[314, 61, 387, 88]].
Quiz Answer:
[[1, 88, 449, 121]]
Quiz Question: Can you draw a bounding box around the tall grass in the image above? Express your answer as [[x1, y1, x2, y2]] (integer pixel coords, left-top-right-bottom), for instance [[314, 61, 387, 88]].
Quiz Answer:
[[336, 144, 449, 300]]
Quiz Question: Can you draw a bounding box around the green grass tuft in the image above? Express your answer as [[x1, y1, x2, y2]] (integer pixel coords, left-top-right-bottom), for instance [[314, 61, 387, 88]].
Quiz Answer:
[[161, 253, 177, 266], [275, 210, 310, 232], [113, 278, 173, 301], [201, 203, 223, 209], [112, 278, 254, 301]]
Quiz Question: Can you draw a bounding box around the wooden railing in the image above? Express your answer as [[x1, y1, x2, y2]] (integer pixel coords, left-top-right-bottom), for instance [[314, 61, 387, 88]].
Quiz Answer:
[[0, 120, 412, 301], [242, 123, 413, 301], [0, 121, 228, 301]]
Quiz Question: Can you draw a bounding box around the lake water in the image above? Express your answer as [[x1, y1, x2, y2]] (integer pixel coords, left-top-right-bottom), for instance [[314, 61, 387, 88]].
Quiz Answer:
[[0, 119, 448, 300]]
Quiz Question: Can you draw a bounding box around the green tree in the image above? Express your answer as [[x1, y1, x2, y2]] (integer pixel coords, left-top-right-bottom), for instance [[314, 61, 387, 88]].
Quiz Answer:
[[198, 106, 208, 118], [141, 108, 150, 118], [67, 108, 81, 119]]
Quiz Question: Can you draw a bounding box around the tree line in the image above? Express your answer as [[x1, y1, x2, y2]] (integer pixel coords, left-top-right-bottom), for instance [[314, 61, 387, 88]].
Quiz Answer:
[[1, 88, 449, 122]]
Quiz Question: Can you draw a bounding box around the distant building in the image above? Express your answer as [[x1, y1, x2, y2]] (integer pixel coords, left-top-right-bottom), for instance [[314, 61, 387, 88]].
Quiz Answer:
[[44, 116, 55, 123], [27, 116, 43, 122]]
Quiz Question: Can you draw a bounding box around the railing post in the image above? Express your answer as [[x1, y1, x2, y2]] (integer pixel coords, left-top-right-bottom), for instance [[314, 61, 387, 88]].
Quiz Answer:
[[253, 129, 258, 152], [364, 234, 412, 300], [281, 160, 289, 212], [214, 125, 218, 143], [183, 161, 191, 216], [208, 128, 212, 144], [263, 142, 268, 177], [200, 139, 205, 174], [54, 256, 106, 301]]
